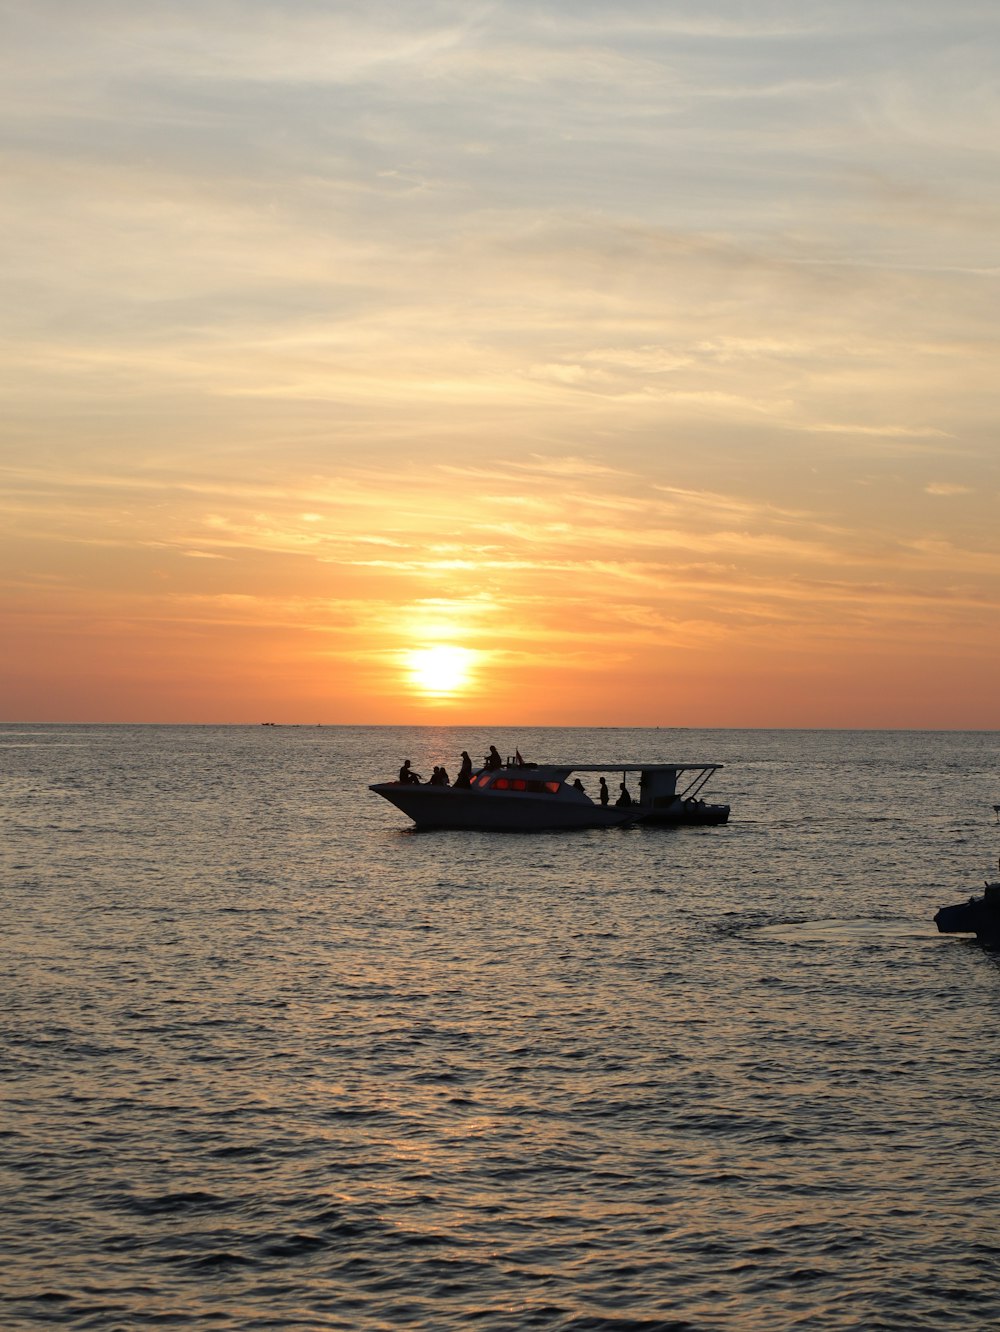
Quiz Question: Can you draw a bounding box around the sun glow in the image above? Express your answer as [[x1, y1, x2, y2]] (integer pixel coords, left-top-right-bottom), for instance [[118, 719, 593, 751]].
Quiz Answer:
[[404, 645, 478, 698]]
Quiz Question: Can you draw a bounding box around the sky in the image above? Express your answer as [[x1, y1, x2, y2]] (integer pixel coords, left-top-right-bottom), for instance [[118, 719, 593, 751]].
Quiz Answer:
[[2, 0, 999, 726]]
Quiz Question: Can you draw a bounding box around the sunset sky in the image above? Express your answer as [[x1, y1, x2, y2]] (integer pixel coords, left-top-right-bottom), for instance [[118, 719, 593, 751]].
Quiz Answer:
[[3, 1, 998, 726]]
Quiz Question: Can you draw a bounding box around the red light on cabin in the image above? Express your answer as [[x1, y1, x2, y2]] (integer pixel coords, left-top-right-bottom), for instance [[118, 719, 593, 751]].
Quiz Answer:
[[482, 776, 560, 795]]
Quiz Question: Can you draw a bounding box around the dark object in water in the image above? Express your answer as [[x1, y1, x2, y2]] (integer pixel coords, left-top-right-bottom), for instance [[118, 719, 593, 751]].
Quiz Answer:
[[935, 880, 1000, 943]]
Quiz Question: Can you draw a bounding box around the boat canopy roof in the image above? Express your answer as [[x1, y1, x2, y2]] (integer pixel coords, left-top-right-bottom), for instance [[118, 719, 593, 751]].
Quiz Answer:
[[516, 762, 722, 775]]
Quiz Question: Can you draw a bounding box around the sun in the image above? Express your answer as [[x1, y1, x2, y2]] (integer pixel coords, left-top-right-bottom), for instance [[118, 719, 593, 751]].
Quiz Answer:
[[405, 645, 477, 698]]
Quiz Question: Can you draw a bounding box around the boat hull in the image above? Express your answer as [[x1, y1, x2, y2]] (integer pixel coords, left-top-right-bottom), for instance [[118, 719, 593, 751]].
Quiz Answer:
[[370, 783, 636, 831], [643, 800, 730, 826], [370, 784, 730, 831]]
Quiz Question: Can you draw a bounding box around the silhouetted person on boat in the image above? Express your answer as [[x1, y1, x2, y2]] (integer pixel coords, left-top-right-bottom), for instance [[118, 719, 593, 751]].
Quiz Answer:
[[572, 778, 586, 793], [455, 751, 473, 788], [485, 745, 503, 771], [616, 782, 632, 807], [599, 777, 609, 806], [429, 766, 450, 786], [398, 759, 421, 785]]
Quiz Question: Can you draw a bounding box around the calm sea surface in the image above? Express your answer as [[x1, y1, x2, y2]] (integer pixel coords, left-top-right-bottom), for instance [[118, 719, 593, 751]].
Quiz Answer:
[[2, 724, 999, 1330]]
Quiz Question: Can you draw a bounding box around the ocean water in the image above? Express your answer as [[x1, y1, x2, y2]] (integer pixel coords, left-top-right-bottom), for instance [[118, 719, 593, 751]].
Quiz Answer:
[[2, 723, 999, 1331]]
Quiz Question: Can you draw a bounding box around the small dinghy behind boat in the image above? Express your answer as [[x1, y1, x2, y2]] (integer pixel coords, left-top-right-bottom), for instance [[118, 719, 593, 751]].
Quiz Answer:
[[935, 861, 1000, 945]]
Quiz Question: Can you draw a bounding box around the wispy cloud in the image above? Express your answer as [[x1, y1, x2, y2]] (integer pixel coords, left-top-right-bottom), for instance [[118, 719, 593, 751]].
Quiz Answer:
[[805, 423, 953, 439], [924, 481, 972, 496]]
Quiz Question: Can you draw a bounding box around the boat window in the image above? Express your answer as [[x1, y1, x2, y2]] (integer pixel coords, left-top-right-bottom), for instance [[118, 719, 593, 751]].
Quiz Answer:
[[483, 776, 561, 794]]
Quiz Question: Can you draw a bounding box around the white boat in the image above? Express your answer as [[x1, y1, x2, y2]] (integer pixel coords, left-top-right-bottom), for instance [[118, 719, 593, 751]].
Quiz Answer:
[[370, 760, 730, 831]]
